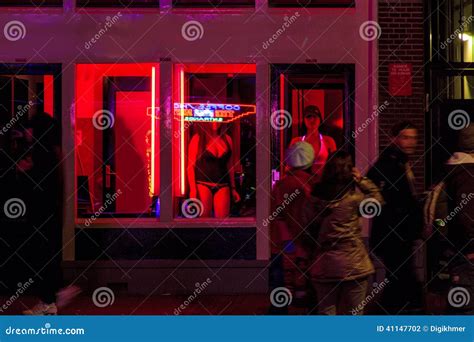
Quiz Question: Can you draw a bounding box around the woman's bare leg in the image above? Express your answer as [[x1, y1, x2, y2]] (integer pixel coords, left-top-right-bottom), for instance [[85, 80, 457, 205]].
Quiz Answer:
[[197, 184, 213, 217], [213, 186, 231, 218]]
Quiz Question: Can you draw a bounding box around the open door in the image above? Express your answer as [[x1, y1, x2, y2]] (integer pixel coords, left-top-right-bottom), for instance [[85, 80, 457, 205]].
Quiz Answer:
[[270, 64, 355, 183]]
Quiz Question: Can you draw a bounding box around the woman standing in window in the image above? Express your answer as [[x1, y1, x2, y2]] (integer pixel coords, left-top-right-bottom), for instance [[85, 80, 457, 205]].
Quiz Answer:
[[290, 105, 337, 181], [187, 122, 240, 218]]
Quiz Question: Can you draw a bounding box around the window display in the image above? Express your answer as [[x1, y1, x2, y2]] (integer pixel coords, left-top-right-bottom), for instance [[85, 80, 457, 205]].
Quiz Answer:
[[173, 64, 256, 219], [75, 64, 159, 219]]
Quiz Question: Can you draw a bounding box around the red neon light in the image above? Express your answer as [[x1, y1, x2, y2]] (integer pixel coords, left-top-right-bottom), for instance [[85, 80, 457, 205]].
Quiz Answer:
[[180, 67, 186, 196], [279, 73, 285, 175], [150, 66, 156, 197], [173, 103, 256, 123]]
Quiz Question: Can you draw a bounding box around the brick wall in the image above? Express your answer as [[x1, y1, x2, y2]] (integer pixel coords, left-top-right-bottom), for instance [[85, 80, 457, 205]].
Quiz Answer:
[[378, 0, 425, 192]]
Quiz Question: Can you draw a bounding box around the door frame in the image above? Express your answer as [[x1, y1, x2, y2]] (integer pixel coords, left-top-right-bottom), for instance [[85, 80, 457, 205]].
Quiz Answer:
[[269, 63, 356, 173]]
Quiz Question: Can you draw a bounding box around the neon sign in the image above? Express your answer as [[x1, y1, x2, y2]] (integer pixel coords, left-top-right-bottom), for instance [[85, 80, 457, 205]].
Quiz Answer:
[[173, 103, 256, 123]]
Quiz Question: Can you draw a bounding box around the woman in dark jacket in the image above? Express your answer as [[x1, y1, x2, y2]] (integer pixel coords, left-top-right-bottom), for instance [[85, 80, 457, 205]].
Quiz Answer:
[[310, 151, 383, 315]]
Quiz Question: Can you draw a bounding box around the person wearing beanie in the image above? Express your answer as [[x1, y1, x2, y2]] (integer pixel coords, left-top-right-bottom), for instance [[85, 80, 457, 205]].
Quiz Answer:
[[424, 123, 474, 315], [268, 141, 317, 314], [290, 105, 337, 181]]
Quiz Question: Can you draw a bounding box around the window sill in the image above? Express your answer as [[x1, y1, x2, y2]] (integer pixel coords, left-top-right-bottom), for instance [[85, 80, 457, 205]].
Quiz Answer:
[[75, 216, 256, 228]]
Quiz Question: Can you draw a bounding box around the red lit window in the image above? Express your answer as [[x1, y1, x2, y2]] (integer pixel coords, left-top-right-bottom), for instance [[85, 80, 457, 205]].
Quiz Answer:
[[268, 0, 354, 7], [173, 64, 256, 219], [270, 64, 355, 184], [75, 64, 160, 219], [0, 0, 61, 6], [77, 0, 158, 7]]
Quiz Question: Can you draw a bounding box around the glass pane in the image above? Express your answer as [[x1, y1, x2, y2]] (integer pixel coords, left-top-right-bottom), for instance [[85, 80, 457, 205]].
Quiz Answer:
[[438, 0, 473, 63], [77, 0, 158, 7], [173, 64, 256, 219], [0, 0, 61, 6], [75, 63, 160, 219]]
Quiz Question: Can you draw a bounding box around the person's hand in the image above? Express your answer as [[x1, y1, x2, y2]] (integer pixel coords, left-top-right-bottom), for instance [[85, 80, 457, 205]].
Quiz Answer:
[[17, 156, 33, 173], [352, 167, 362, 183], [232, 189, 241, 202], [189, 188, 197, 200]]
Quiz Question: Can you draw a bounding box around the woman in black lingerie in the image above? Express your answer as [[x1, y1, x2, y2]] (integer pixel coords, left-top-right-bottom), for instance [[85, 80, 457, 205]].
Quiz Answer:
[[187, 122, 240, 218]]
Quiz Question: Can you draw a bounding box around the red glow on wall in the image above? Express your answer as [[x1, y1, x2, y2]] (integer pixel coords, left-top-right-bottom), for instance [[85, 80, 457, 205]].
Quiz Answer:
[[43, 75, 54, 116]]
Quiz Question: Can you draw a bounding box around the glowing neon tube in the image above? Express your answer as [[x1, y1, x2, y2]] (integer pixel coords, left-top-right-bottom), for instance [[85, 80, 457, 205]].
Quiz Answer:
[[150, 67, 156, 197], [180, 67, 185, 196]]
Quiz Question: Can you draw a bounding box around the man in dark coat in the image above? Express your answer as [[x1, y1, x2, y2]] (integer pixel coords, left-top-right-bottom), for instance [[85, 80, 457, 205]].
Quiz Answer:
[[367, 121, 423, 313], [425, 123, 474, 314]]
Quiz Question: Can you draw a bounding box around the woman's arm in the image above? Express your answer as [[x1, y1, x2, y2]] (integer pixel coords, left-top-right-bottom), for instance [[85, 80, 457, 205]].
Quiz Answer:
[[188, 134, 199, 199], [323, 135, 337, 153]]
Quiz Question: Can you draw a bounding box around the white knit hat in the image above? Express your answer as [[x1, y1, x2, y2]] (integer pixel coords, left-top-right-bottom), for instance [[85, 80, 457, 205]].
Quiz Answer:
[[285, 141, 315, 169]]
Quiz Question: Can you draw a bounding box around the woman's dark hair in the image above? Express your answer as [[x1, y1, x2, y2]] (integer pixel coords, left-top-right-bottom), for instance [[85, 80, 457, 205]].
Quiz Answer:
[[313, 150, 354, 200]]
